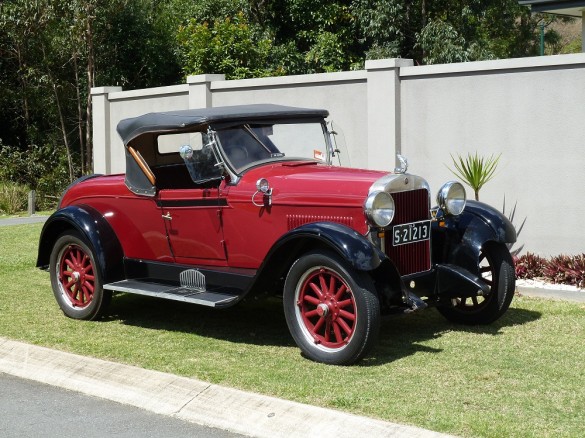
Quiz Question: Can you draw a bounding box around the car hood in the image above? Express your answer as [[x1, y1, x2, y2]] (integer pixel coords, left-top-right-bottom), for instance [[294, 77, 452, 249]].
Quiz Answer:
[[236, 162, 388, 205]]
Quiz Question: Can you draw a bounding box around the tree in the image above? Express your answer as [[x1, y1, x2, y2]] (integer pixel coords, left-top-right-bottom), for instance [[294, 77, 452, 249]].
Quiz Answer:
[[177, 13, 276, 79]]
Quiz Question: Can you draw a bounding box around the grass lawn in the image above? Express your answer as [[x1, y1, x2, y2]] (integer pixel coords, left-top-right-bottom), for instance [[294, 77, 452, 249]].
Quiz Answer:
[[1, 223, 584, 437]]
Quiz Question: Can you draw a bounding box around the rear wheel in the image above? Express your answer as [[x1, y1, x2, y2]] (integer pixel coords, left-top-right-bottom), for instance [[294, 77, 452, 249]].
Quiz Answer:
[[437, 243, 515, 325], [283, 250, 380, 365], [49, 232, 111, 320]]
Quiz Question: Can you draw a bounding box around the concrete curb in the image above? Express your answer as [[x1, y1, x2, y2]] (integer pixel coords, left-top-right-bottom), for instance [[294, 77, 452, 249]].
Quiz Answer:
[[516, 287, 585, 303], [516, 283, 585, 303], [0, 337, 453, 438]]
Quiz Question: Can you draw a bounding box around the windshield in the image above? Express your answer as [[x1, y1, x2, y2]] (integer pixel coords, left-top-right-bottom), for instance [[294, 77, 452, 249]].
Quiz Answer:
[[215, 122, 330, 173]]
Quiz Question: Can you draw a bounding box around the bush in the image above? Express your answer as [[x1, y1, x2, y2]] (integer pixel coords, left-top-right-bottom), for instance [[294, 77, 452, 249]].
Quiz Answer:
[[544, 254, 585, 289], [515, 252, 585, 289], [0, 142, 71, 210], [514, 252, 547, 279], [0, 181, 30, 215]]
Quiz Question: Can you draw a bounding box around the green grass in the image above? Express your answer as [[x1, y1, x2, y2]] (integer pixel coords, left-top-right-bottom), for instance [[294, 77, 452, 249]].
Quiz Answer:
[[1, 223, 585, 437]]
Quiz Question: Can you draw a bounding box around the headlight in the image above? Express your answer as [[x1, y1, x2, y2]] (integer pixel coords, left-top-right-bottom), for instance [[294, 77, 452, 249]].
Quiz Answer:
[[437, 181, 466, 216], [364, 191, 395, 227]]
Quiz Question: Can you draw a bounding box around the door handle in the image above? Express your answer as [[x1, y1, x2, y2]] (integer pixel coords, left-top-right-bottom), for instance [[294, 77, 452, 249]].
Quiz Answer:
[[162, 212, 172, 221]]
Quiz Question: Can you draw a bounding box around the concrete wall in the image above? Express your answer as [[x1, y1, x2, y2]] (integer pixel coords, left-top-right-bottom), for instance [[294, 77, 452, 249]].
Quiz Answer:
[[92, 54, 585, 256]]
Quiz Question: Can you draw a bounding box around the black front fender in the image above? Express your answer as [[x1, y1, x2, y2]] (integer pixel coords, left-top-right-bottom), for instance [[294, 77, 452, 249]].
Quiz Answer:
[[269, 221, 386, 271], [247, 222, 387, 297], [36, 205, 124, 283], [432, 200, 516, 273]]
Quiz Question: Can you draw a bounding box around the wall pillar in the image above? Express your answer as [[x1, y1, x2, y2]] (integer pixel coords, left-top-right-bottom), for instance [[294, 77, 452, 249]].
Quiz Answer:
[[187, 74, 225, 109], [365, 58, 413, 171], [91, 86, 122, 174]]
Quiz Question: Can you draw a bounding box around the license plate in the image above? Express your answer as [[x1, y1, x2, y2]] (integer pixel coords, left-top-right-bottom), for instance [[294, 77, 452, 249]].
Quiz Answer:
[[392, 220, 431, 246]]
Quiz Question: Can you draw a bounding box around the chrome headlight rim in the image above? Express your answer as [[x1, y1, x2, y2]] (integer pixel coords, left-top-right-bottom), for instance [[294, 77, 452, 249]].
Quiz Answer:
[[364, 191, 395, 227], [437, 181, 466, 216]]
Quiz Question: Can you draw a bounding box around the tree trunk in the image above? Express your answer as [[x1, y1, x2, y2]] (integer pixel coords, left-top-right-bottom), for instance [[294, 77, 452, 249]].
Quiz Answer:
[[51, 81, 75, 182], [84, 4, 95, 173], [73, 52, 85, 175], [42, 46, 74, 182]]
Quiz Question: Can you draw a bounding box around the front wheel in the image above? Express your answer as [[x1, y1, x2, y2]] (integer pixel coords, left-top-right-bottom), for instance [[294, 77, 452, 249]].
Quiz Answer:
[[49, 231, 111, 320], [437, 243, 515, 325], [283, 250, 380, 365]]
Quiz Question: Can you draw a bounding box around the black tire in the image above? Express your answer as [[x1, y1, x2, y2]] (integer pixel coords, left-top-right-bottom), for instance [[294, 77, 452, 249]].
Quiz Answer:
[[437, 243, 515, 325], [49, 231, 111, 320], [283, 249, 380, 365]]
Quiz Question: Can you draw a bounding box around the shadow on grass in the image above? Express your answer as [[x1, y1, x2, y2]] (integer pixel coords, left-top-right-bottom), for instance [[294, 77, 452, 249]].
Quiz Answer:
[[106, 293, 542, 365], [363, 306, 542, 366], [107, 294, 295, 348]]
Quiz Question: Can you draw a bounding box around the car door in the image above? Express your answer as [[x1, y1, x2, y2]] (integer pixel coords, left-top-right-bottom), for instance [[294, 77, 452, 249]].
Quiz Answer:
[[158, 186, 227, 264]]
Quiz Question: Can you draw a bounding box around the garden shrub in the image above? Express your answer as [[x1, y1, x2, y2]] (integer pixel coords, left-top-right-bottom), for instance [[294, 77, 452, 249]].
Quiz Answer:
[[514, 252, 547, 279], [0, 181, 30, 214], [0, 142, 71, 210], [515, 252, 585, 289], [544, 254, 585, 289]]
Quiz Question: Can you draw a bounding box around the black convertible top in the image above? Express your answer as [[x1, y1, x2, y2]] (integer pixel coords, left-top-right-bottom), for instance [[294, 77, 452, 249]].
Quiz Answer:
[[116, 104, 329, 146]]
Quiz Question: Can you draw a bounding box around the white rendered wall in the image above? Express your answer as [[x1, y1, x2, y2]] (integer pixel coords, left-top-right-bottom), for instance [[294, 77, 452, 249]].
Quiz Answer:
[[210, 71, 369, 168], [400, 54, 585, 256], [92, 54, 585, 256]]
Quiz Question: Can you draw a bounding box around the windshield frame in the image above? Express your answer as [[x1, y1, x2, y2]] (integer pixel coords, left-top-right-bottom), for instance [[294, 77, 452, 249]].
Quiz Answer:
[[210, 118, 333, 183]]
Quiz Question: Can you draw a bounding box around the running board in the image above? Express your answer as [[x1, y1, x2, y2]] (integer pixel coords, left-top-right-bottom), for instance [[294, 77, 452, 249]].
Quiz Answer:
[[103, 279, 239, 307]]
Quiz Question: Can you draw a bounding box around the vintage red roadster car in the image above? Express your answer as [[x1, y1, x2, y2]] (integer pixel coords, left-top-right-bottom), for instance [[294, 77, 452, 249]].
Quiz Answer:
[[37, 104, 516, 365]]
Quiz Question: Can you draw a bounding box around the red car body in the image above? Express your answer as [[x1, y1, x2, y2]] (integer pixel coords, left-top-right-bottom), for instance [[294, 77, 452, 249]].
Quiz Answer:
[[37, 104, 516, 365]]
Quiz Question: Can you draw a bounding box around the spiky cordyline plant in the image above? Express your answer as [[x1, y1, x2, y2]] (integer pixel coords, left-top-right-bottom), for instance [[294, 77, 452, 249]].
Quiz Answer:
[[447, 152, 501, 201]]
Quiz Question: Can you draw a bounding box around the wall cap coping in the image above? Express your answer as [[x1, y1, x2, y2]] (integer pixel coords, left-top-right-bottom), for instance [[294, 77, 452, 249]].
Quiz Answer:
[[401, 53, 585, 77], [90, 86, 123, 95], [187, 74, 226, 84], [211, 70, 366, 90], [365, 58, 414, 70], [105, 84, 189, 101]]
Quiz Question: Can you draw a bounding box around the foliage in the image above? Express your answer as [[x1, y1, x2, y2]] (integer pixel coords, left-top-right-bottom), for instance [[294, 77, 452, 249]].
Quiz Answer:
[[0, 0, 181, 184], [177, 13, 276, 79], [447, 152, 500, 201], [502, 196, 526, 257], [515, 253, 585, 289], [544, 254, 585, 289], [416, 19, 493, 64], [0, 181, 29, 214], [514, 252, 547, 279], [0, 141, 71, 210]]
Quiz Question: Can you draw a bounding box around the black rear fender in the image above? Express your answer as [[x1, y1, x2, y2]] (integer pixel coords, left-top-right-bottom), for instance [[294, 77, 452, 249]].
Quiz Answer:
[[36, 205, 124, 284]]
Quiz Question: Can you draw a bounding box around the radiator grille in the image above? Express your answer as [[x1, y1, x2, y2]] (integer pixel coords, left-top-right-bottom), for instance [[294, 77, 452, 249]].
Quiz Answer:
[[385, 189, 431, 275], [287, 215, 353, 230]]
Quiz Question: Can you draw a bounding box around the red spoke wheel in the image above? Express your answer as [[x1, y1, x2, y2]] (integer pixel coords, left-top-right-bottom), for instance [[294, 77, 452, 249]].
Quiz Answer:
[[437, 243, 515, 325], [50, 232, 111, 320], [284, 250, 380, 365]]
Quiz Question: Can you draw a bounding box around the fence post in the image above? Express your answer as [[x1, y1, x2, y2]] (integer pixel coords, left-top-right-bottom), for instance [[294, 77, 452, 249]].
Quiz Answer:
[[365, 58, 413, 171], [91, 86, 123, 174], [28, 190, 36, 215], [187, 74, 226, 109]]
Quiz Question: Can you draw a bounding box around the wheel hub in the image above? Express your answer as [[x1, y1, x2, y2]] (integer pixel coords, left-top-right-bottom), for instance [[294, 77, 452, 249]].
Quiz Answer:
[[316, 303, 329, 317]]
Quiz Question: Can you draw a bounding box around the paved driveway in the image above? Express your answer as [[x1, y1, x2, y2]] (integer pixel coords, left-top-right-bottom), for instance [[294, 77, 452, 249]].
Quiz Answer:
[[0, 216, 49, 226]]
